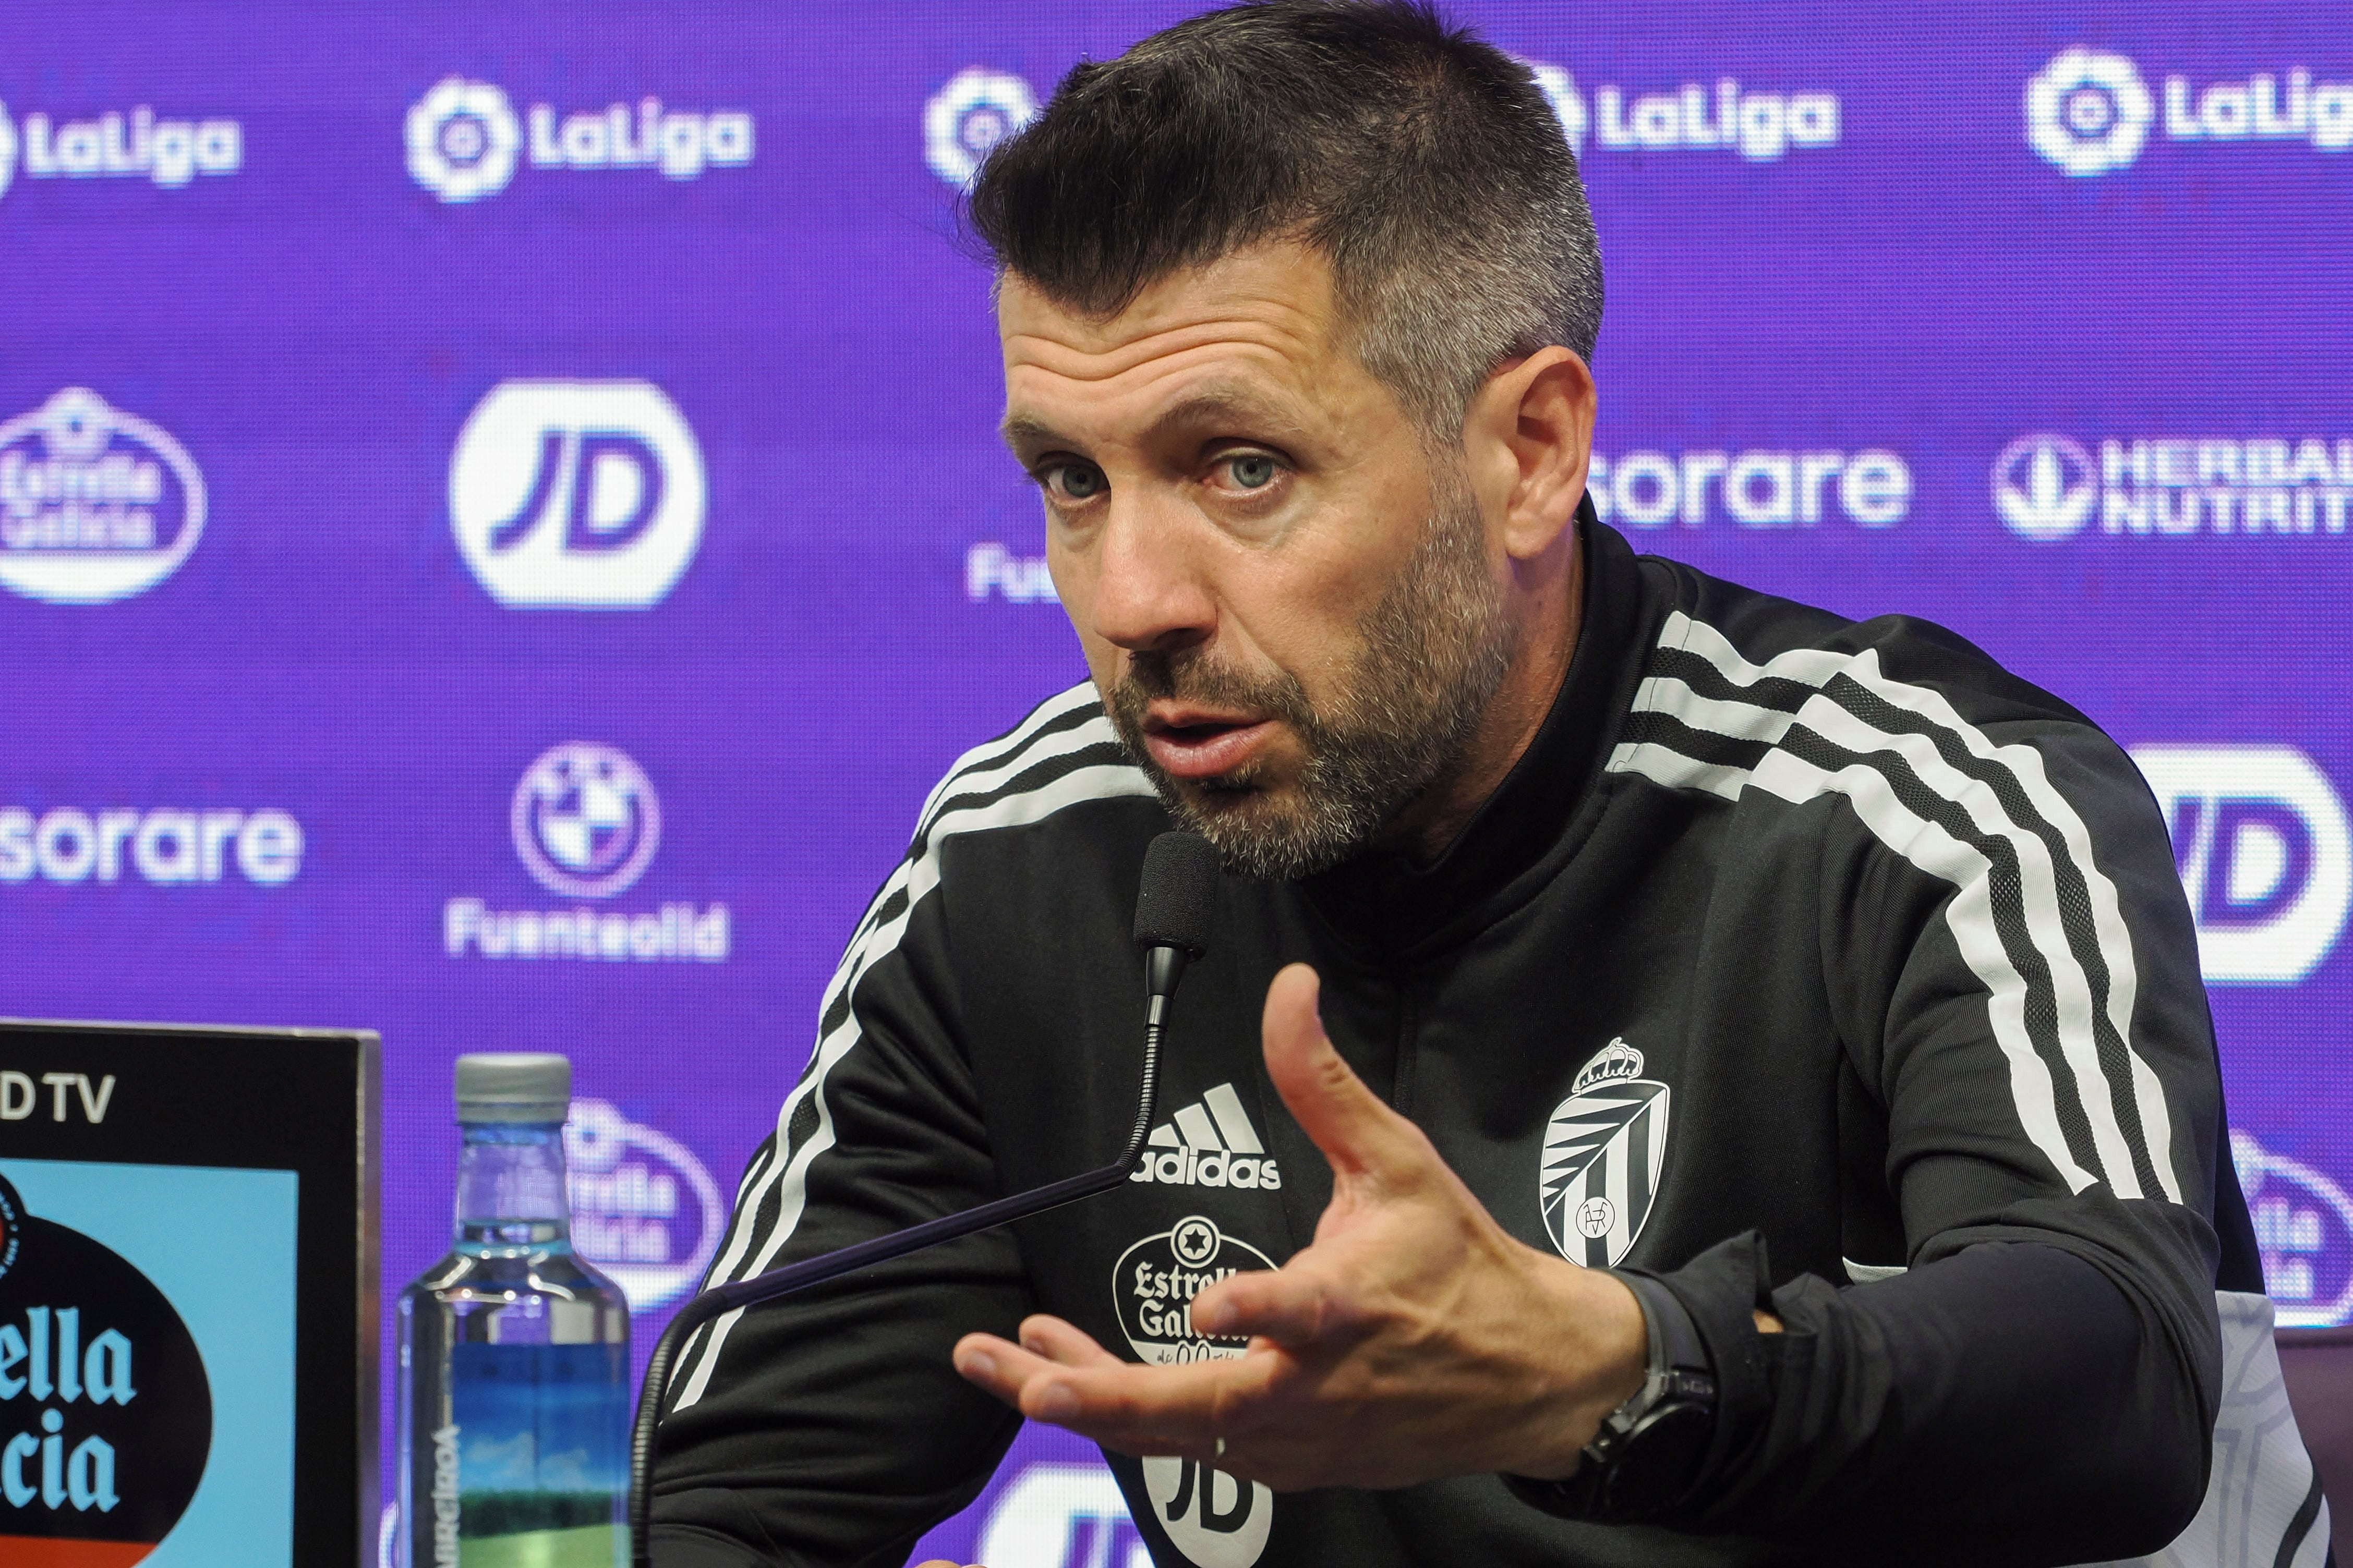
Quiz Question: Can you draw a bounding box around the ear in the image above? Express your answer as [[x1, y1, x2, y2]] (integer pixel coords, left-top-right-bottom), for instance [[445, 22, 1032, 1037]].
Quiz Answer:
[[1461, 348, 1596, 563]]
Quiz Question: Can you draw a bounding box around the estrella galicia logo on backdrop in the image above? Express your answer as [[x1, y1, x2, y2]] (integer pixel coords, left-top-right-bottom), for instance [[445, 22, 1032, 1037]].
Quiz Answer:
[[2025, 50, 2155, 176], [511, 742, 661, 898], [2028, 48, 2353, 175], [407, 77, 752, 202], [445, 742, 728, 962], [1992, 434, 2098, 541], [0, 103, 241, 199], [564, 1098, 725, 1313], [924, 69, 1039, 189], [449, 380, 707, 609], [2132, 746, 2352, 985], [1516, 59, 1838, 163], [0, 1171, 213, 1561], [1539, 1038, 1669, 1269], [0, 388, 204, 604], [1995, 431, 2353, 540], [2234, 1131, 2353, 1328]]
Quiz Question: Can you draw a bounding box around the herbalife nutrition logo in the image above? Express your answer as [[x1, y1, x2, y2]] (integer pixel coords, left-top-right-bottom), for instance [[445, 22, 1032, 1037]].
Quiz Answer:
[[1128, 1083, 1282, 1191], [1996, 432, 2353, 541]]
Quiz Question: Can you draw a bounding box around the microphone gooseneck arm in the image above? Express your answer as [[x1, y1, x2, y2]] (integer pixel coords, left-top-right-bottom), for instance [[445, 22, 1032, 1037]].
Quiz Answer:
[[626, 831, 1219, 1567]]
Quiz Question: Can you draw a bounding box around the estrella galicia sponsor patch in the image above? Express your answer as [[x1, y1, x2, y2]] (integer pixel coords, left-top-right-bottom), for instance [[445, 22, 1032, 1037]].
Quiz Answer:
[[0, 1173, 21, 1284], [1113, 1215, 1274, 1365], [0, 1182, 212, 1561], [1142, 1453, 1273, 1568], [1539, 1038, 1671, 1268]]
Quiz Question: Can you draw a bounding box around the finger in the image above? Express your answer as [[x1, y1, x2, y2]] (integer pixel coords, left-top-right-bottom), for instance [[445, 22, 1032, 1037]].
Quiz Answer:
[[963, 1338, 1289, 1446], [1191, 1262, 1339, 1345], [1017, 1314, 1128, 1368], [1261, 963, 1429, 1183]]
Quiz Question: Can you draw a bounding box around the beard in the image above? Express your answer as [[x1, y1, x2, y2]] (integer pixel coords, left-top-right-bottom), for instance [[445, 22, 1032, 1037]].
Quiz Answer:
[[1104, 466, 1515, 880]]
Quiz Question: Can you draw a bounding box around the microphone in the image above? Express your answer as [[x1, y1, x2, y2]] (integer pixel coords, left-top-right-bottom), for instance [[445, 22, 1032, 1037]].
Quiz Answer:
[[626, 830, 1222, 1566]]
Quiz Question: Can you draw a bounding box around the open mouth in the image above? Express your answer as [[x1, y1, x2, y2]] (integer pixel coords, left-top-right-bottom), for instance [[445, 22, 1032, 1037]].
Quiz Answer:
[[1141, 710, 1275, 781]]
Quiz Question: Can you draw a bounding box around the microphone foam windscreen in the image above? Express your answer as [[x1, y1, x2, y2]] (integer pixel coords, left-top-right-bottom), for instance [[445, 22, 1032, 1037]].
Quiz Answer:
[[1132, 831, 1220, 956]]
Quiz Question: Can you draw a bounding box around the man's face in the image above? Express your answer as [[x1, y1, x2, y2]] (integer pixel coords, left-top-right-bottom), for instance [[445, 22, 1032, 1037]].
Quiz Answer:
[[998, 242, 1514, 878]]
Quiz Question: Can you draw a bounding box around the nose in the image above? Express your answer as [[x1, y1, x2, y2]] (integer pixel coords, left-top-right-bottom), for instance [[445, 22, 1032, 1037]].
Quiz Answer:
[[1084, 494, 1216, 658]]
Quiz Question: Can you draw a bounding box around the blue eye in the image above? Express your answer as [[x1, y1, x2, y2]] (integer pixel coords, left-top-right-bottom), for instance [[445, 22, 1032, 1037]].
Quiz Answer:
[[1227, 454, 1278, 489], [1048, 463, 1106, 500]]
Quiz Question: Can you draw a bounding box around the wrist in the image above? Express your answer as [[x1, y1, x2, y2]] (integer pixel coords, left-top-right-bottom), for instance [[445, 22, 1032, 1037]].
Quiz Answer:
[[1510, 1253, 1648, 1479]]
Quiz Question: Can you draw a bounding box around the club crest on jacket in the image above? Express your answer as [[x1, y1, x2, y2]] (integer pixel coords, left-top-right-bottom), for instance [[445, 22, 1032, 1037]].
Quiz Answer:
[[1539, 1038, 1671, 1268]]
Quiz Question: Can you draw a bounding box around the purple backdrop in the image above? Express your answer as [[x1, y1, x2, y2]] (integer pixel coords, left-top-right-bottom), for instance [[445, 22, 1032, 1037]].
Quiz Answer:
[[1, 4, 2346, 1563]]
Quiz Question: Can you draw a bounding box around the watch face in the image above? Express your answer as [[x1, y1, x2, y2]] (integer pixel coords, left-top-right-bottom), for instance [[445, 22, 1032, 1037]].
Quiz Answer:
[[1603, 1402, 1718, 1519]]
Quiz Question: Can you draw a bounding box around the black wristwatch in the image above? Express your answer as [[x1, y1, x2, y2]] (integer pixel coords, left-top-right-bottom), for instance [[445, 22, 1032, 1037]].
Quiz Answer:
[[1503, 1271, 1718, 1521]]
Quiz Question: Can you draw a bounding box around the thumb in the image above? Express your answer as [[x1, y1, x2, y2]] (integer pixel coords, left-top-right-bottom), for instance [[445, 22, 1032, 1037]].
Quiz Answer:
[[1261, 963, 1427, 1185]]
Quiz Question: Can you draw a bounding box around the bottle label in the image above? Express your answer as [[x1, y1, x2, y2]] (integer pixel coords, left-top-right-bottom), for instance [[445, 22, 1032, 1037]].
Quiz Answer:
[[432, 1342, 628, 1566]]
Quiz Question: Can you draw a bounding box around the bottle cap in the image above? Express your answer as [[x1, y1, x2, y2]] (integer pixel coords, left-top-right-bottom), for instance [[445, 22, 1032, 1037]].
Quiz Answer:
[[454, 1053, 571, 1123]]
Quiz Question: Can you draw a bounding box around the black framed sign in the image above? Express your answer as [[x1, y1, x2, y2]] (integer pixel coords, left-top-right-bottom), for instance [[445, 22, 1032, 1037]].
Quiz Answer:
[[0, 1019, 379, 1567]]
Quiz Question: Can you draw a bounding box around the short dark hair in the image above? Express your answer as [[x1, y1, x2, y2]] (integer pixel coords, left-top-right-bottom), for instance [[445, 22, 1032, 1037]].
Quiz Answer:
[[967, 0, 1602, 437]]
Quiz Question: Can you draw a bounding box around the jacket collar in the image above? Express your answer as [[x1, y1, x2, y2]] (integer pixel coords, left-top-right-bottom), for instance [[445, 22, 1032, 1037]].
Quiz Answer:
[[1297, 502, 1655, 957]]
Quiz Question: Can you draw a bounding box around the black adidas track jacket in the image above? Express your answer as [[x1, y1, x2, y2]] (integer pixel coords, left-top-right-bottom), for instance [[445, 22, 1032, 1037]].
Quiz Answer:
[[653, 515, 2313, 1568]]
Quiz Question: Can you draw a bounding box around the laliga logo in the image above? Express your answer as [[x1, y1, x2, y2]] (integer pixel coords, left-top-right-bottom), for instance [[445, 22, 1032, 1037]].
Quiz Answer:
[[408, 78, 752, 202], [2026, 49, 2155, 176], [405, 79, 520, 203], [924, 68, 1038, 188], [0, 388, 205, 604], [2132, 745, 2352, 985], [1992, 434, 2098, 541], [511, 742, 660, 899], [563, 1098, 725, 1312], [450, 380, 706, 609], [2233, 1131, 2353, 1328]]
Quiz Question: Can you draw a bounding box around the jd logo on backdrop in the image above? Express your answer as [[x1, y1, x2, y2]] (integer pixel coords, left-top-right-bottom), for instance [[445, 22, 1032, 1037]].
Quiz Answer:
[[449, 380, 707, 609], [2132, 745, 2352, 985]]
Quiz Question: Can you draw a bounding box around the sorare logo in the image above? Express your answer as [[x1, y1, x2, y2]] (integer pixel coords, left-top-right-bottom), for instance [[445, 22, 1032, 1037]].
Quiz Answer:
[[449, 380, 707, 609], [2133, 745, 2352, 985], [0, 388, 204, 604]]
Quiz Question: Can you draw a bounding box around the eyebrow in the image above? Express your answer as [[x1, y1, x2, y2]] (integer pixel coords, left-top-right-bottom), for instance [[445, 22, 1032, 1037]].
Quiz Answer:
[[999, 380, 1309, 457]]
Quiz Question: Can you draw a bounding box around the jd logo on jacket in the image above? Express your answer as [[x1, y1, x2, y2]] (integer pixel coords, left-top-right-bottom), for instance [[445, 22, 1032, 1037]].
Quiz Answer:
[[1540, 1038, 1672, 1268], [0, 1171, 212, 1562]]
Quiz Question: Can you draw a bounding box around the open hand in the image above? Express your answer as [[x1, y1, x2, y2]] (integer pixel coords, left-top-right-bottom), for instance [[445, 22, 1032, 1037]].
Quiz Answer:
[[951, 963, 1648, 1490]]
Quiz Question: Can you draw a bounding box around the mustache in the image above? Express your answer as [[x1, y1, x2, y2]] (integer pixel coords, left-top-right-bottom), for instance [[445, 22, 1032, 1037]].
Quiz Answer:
[[1109, 647, 1316, 731]]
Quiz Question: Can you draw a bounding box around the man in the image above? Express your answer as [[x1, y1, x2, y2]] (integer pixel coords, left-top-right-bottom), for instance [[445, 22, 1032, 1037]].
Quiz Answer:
[[653, 4, 2328, 1565]]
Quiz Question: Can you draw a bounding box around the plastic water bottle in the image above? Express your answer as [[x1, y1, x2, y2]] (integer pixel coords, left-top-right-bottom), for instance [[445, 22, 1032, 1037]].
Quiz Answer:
[[397, 1054, 631, 1568]]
